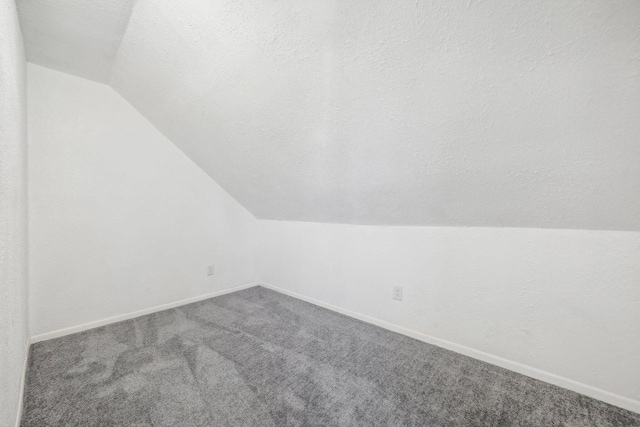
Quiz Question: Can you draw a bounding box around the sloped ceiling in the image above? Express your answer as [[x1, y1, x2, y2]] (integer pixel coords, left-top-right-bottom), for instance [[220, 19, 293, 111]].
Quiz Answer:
[[17, 0, 640, 230], [18, 0, 134, 82]]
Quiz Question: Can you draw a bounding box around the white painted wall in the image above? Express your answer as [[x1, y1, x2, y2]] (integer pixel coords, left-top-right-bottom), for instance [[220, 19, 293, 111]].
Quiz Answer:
[[258, 220, 640, 412], [27, 64, 258, 337], [15, 0, 640, 418], [0, 0, 29, 425]]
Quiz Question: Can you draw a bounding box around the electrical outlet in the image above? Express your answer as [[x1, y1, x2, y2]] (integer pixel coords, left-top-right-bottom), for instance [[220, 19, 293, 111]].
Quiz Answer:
[[207, 265, 215, 276], [393, 285, 403, 301]]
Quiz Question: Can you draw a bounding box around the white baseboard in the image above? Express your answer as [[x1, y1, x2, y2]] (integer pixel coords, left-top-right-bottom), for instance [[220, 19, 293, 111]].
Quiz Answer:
[[15, 340, 30, 427], [30, 282, 259, 343], [259, 282, 640, 415]]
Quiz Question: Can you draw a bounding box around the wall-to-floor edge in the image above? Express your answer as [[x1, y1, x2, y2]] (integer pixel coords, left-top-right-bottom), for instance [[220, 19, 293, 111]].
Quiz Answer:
[[260, 282, 640, 415]]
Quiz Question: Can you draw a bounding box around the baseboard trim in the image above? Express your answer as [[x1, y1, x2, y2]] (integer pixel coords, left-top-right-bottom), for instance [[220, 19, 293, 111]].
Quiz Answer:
[[30, 282, 259, 343], [15, 340, 30, 427], [259, 282, 640, 415]]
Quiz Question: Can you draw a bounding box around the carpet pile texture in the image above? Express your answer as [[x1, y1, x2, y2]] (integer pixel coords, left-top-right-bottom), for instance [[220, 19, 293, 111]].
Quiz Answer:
[[22, 286, 640, 426]]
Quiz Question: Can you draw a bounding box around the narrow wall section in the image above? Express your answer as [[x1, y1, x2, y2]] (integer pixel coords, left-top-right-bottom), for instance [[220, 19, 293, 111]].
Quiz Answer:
[[28, 64, 258, 337], [0, 0, 29, 425]]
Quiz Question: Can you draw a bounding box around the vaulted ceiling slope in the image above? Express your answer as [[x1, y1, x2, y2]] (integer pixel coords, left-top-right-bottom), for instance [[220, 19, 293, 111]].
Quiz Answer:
[[18, 0, 640, 230]]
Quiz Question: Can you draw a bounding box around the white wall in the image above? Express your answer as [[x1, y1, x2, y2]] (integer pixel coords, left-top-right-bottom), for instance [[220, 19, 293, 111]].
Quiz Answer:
[[258, 220, 640, 412], [0, 0, 29, 425], [28, 64, 258, 337]]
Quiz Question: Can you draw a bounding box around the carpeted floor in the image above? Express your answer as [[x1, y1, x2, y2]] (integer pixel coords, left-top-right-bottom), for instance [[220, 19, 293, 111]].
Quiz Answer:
[[22, 286, 640, 426]]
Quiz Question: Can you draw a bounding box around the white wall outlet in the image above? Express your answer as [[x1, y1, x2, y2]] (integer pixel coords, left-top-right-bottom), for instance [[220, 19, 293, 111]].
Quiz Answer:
[[393, 285, 403, 301], [207, 265, 215, 276]]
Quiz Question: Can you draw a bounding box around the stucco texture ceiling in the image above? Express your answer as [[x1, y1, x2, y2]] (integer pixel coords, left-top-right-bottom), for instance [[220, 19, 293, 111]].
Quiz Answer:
[[17, 0, 640, 230]]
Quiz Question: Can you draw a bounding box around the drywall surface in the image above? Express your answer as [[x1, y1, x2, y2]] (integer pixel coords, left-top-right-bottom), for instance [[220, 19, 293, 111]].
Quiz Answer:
[[111, 0, 640, 230], [20, 0, 640, 230], [17, 0, 135, 82], [258, 220, 640, 411], [27, 64, 258, 337], [0, 0, 29, 425]]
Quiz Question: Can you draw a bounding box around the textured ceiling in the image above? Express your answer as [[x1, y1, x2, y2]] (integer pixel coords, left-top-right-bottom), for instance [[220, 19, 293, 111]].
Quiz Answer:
[[18, 0, 135, 82], [18, 0, 640, 230]]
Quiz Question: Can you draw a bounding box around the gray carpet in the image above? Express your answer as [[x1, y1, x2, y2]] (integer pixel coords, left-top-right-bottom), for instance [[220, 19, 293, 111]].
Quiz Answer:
[[22, 286, 640, 426]]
